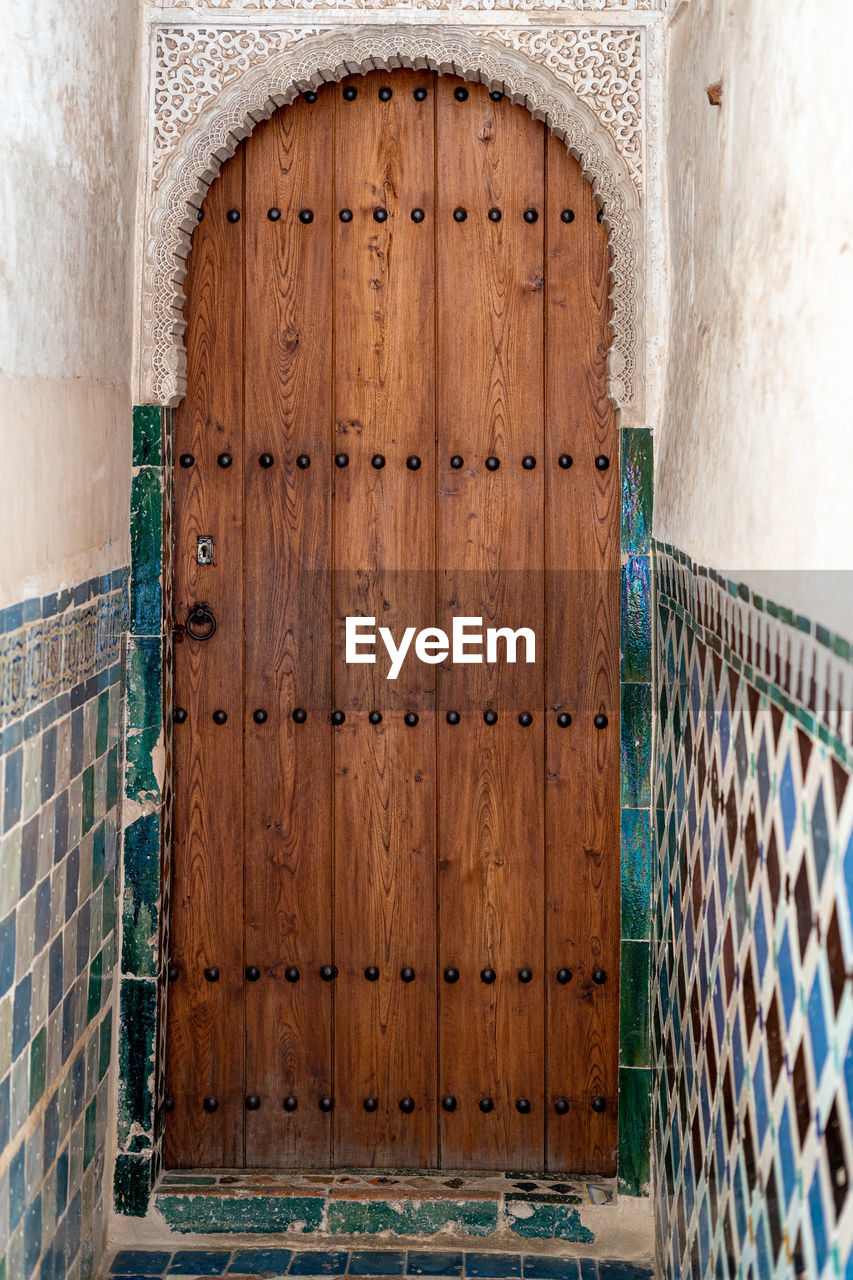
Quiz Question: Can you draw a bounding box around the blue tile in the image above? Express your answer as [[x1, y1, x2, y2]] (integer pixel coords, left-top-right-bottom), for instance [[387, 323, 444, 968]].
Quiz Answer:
[[169, 1250, 232, 1275], [35, 877, 51, 952], [0, 911, 15, 996], [43, 1091, 59, 1165], [12, 975, 32, 1059], [522, 1259, 579, 1280], [348, 1252, 406, 1276], [55, 1148, 68, 1218], [20, 815, 38, 896], [112, 1252, 173, 1275], [10, 1142, 26, 1229], [465, 1255, 523, 1278], [54, 790, 68, 863], [597, 1266, 653, 1280], [229, 1251, 294, 1275], [407, 1254, 464, 1277], [71, 1052, 86, 1119], [24, 1194, 42, 1278], [65, 845, 80, 919], [0, 1074, 9, 1148], [290, 1253, 350, 1276], [49, 935, 63, 1012]]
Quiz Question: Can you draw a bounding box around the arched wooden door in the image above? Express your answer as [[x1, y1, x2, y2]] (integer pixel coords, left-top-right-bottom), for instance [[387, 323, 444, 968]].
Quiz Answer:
[[167, 70, 619, 1175]]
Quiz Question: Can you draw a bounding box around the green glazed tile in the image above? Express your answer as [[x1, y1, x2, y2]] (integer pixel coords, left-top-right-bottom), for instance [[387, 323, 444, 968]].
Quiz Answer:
[[329, 1199, 499, 1237], [122, 814, 160, 977], [621, 684, 652, 808], [158, 1194, 325, 1233], [82, 765, 95, 835], [621, 557, 652, 683], [92, 822, 106, 890], [124, 725, 162, 807], [620, 428, 653, 555], [127, 638, 163, 730], [96, 689, 110, 758], [833, 634, 851, 663], [107, 743, 120, 812], [88, 950, 104, 1022], [621, 809, 652, 940], [118, 978, 157, 1151], [99, 1008, 113, 1081], [114, 1153, 152, 1217], [619, 941, 650, 1066], [617, 1067, 651, 1196], [84, 1095, 97, 1168], [130, 467, 163, 637], [133, 406, 163, 467], [29, 1026, 46, 1111], [505, 1203, 593, 1243]]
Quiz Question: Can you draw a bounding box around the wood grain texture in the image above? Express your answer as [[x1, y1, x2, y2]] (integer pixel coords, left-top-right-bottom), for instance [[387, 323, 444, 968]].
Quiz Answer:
[[544, 136, 620, 1174], [243, 96, 335, 1167], [168, 149, 245, 1169]]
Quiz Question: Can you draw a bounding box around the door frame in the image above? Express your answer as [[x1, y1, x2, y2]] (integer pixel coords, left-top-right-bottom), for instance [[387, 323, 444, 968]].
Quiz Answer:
[[117, 19, 660, 1221]]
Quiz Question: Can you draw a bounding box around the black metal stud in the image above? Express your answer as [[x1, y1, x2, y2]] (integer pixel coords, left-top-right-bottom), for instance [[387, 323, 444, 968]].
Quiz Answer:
[[488, 208, 502, 222], [414, 87, 428, 101], [453, 207, 468, 223], [518, 713, 533, 727], [378, 86, 393, 101], [592, 968, 608, 984], [372, 454, 386, 469], [173, 708, 187, 725], [319, 1096, 334, 1111], [479, 1097, 494, 1113], [297, 454, 311, 469], [523, 209, 539, 223], [450, 455, 464, 469], [342, 86, 357, 101], [407, 455, 422, 470], [446, 711, 460, 725], [591, 1096, 607, 1113], [320, 965, 338, 981], [411, 209, 425, 223], [404, 712, 419, 728], [284, 1095, 299, 1111], [212, 710, 227, 725], [267, 207, 281, 222], [483, 710, 498, 726], [259, 453, 274, 468], [299, 209, 314, 224], [293, 708, 307, 724], [490, 90, 504, 102], [197, 209, 204, 222], [164, 1096, 175, 1112], [285, 966, 300, 982], [516, 1098, 531, 1114], [597, 207, 605, 224], [556, 968, 572, 984], [441, 1096, 457, 1111], [554, 1097, 569, 1115], [364, 1097, 379, 1112], [561, 209, 575, 224], [218, 452, 232, 468], [339, 209, 353, 223], [522, 456, 536, 470], [401, 966, 416, 983], [369, 711, 383, 725], [226, 209, 240, 223], [253, 709, 268, 724], [246, 1095, 261, 1110], [246, 966, 261, 981], [480, 967, 496, 984], [594, 713, 608, 729], [485, 456, 500, 470], [373, 208, 388, 223], [365, 966, 380, 981], [558, 454, 573, 469], [179, 454, 194, 468], [595, 455, 610, 470], [335, 453, 349, 468], [168, 964, 179, 982], [399, 1097, 415, 1114], [454, 87, 469, 101], [330, 710, 345, 726], [518, 968, 533, 983], [444, 967, 460, 983], [203, 1097, 219, 1112], [305, 91, 318, 104], [556, 712, 572, 728], [204, 966, 219, 982]]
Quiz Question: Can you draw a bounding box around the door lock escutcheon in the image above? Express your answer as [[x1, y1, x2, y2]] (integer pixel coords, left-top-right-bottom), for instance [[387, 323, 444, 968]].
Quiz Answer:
[[196, 535, 214, 565]]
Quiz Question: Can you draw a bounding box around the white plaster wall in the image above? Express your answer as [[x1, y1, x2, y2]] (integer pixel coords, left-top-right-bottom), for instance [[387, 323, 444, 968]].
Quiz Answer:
[[0, 0, 142, 608], [657, 0, 853, 639]]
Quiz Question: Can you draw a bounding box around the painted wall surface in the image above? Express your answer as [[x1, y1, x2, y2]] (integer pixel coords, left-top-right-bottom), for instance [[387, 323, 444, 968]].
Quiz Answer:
[[0, 0, 141, 608], [657, 0, 853, 639]]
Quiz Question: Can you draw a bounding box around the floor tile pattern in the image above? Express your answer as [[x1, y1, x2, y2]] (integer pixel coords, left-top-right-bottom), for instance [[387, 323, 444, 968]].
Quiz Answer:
[[654, 545, 853, 1280]]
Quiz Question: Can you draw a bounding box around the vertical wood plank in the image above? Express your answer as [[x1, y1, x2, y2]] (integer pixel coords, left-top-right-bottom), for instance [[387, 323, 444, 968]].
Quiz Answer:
[[167, 151, 245, 1169], [242, 95, 336, 1167], [436, 78, 546, 1171], [332, 71, 438, 1168], [544, 137, 620, 1174]]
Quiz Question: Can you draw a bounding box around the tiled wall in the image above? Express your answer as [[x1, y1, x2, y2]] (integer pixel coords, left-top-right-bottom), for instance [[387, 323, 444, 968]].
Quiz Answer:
[[0, 574, 126, 1280], [653, 544, 853, 1279]]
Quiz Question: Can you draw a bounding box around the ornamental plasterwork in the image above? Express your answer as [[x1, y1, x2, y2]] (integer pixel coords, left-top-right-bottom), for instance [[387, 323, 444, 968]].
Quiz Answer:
[[141, 25, 646, 416], [156, 0, 658, 9]]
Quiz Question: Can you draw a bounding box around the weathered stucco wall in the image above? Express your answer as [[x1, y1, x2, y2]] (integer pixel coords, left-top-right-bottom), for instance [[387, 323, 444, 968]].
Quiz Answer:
[[0, 0, 141, 608], [657, 0, 853, 637]]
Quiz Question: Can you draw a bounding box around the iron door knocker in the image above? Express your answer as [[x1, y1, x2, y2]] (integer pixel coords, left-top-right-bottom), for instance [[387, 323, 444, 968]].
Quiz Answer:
[[186, 602, 216, 641]]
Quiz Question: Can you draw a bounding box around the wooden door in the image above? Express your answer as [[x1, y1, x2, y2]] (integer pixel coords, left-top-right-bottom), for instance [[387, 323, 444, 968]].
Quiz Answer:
[[167, 71, 619, 1175]]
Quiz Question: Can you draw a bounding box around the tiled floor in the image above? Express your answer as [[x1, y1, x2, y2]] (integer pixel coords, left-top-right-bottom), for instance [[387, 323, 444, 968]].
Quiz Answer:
[[105, 1248, 653, 1280]]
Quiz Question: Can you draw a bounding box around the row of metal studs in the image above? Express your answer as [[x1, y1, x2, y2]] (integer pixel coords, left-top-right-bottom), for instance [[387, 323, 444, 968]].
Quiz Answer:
[[167, 1094, 605, 1114], [210, 207, 581, 224], [178, 453, 610, 470], [169, 964, 605, 985], [174, 710, 607, 729]]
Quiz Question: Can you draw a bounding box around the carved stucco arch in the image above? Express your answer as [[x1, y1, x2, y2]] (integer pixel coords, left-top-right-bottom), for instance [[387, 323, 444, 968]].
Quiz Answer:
[[141, 25, 644, 413]]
